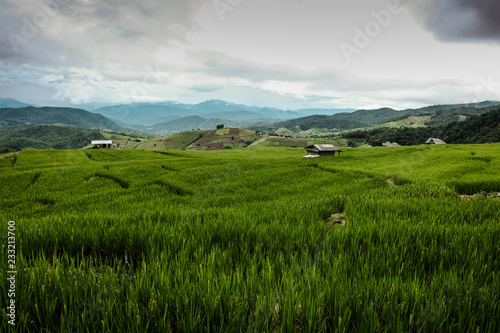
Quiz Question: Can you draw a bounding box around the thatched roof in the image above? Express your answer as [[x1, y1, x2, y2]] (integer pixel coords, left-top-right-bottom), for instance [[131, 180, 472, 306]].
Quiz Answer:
[[425, 138, 446, 144], [305, 144, 342, 152], [382, 142, 400, 147]]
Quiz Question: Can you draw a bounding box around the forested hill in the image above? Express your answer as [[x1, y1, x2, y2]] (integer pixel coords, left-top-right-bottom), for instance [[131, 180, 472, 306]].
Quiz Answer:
[[343, 106, 500, 146], [275, 102, 500, 131], [0, 106, 123, 131], [0, 125, 105, 152]]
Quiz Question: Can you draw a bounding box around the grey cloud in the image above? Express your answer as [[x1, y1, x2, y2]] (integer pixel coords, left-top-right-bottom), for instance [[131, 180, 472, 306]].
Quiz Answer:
[[406, 0, 500, 42], [192, 49, 475, 108], [0, 0, 206, 67], [194, 49, 432, 94], [195, 50, 351, 88]]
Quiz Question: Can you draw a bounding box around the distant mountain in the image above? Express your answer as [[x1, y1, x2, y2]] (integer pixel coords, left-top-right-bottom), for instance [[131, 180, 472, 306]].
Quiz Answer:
[[93, 100, 303, 125], [0, 106, 123, 131], [138, 115, 276, 135], [93, 102, 189, 125], [92, 99, 352, 126], [187, 99, 246, 113], [0, 125, 104, 151], [5, 98, 498, 136], [188, 100, 306, 118], [0, 98, 34, 108], [202, 111, 268, 121], [295, 108, 356, 116]]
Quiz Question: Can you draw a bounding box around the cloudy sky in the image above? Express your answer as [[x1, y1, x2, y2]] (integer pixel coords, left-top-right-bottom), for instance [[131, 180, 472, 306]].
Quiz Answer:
[[1, 0, 500, 110]]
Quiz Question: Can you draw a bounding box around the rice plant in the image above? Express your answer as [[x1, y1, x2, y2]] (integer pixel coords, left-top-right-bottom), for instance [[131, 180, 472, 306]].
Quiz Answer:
[[1, 144, 499, 332]]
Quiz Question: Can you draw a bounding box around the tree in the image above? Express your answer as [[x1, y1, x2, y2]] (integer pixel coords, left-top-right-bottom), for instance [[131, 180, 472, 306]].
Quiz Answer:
[[217, 124, 224, 129]]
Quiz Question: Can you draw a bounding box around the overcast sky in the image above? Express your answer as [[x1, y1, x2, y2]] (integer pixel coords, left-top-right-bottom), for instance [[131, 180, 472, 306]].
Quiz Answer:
[[1, 0, 500, 110]]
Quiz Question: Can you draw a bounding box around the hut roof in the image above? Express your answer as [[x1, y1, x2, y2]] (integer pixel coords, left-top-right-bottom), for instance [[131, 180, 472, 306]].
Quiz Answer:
[[305, 144, 342, 152], [425, 138, 446, 144], [382, 142, 401, 147], [91, 140, 113, 145]]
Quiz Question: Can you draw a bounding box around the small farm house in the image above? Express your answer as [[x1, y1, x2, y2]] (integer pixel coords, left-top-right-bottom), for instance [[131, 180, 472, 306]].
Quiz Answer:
[[425, 138, 446, 145], [90, 140, 115, 149], [304, 144, 342, 157], [382, 142, 401, 147]]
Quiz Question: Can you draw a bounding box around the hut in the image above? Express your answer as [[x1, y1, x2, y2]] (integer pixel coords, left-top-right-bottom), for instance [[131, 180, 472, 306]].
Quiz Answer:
[[90, 140, 115, 149], [304, 144, 342, 157], [425, 138, 446, 145], [382, 142, 401, 147]]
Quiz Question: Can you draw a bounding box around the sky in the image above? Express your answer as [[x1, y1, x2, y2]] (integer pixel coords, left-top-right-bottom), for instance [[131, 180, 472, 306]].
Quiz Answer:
[[1, 0, 500, 110]]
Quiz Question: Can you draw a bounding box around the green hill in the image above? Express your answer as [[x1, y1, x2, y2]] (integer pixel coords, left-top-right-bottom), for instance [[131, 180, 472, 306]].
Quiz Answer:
[[137, 130, 208, 150], [274, 102, 500, 133], [423, 105, 498, 126], [0, 125, 105, 151], [141, 116, 274, 135], [185, 128, 260, 151], [0, 106, 123, 130], [275, 114, 368, 131], [343, 106, 500, 146]]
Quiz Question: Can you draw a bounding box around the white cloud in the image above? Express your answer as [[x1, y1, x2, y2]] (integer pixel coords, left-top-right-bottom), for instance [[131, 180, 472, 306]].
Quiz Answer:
[[261, 80, 310, 98]]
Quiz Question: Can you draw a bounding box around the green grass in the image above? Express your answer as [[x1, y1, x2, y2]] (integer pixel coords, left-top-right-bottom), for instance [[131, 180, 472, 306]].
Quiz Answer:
[[253, 137, 347, 148], [1, 144, 499, 332]]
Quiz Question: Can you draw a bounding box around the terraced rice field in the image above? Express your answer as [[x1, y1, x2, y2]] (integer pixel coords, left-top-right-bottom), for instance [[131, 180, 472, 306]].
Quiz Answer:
[[1, 144, 499, 332]]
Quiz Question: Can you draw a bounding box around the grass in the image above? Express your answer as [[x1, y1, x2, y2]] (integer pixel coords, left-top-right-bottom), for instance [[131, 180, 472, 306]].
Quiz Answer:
[[1, 144, 499, 332], [253, 136, 347, 148]]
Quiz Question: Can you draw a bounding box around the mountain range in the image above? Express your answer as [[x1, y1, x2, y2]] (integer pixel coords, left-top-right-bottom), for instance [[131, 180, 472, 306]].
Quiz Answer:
[[92, 99, 355, 129], [1, 98, 500, 137]]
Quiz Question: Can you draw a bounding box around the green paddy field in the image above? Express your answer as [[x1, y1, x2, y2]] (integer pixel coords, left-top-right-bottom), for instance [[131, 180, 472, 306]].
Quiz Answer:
[[1, 144, 499, 332]]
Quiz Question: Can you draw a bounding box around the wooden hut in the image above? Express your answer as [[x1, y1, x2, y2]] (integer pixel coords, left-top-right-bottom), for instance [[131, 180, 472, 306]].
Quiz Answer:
[[90, 140, 115, 149], [382, 142, 401, 147], [304, 144, 342, 157], [425, 138, 446, 145]]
